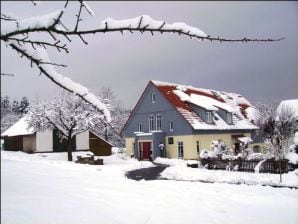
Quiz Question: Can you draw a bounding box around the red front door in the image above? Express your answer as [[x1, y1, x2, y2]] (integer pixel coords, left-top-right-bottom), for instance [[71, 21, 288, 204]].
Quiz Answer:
[[142, 142, 151, 160]]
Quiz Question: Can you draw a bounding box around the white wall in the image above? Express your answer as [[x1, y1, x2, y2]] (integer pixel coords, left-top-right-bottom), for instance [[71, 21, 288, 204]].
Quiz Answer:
[[76, 131, 89, 150], [36, 130, 53, 152]]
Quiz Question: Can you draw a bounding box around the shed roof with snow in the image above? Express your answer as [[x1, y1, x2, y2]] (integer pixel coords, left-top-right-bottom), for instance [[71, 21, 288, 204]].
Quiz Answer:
[[1, 116, 34, 137]]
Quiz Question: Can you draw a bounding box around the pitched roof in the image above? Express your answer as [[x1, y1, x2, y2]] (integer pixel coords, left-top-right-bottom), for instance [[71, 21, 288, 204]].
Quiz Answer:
[[1, 116, 35, 137], [151, 80, 258, 130]]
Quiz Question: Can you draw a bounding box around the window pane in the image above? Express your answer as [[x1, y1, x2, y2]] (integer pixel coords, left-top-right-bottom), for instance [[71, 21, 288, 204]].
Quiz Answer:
[[170, 121, 174, 131], [168, 137, 174, 144], [178, 141, 184, 158], [151, 93, 156, 103], [149, 115, 154, 131]]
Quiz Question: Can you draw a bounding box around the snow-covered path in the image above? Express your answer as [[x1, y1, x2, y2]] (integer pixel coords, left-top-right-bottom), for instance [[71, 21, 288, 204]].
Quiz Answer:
[[1, 151, 298, 224]]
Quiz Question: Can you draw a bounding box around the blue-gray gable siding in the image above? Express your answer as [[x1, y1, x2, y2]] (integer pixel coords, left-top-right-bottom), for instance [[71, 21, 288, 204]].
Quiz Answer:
[[123, 83, 193, 137]]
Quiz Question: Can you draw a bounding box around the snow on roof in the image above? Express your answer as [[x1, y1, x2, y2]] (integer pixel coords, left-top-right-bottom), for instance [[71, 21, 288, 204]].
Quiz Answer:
[[152, 80, 258, 130], [245, 106, 260, 122], [1, 116, 35, 137], [277, 99, 298, 118]]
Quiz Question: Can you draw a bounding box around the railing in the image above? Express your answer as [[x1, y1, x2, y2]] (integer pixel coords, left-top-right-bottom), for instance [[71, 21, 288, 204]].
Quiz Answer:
[[200, 158, 290, 174]]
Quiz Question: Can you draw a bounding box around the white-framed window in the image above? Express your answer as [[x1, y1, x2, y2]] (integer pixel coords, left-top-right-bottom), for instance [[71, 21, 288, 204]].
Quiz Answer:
[[149, 115, 154, 131], [206, 111, 212, 123], [151, 92, 156, 103], [178, 141, 184, 159], [156, 114, 162, 130], [170, 121, 174, 131], [227, 113, 232, 124], [138, 123, 142, 132]]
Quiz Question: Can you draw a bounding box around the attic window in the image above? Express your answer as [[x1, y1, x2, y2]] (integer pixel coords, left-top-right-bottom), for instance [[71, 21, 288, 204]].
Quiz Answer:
[[151, 92, 156, 103], [206, 111, 212, 123], [227, 113, 232, 124]]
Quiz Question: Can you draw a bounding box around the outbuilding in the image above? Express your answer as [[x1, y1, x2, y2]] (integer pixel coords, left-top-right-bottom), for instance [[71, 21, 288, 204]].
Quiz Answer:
[[1, 116, 112, 156]]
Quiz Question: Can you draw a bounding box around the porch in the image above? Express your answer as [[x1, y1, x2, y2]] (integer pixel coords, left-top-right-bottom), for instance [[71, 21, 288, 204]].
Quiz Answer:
[[133, 131, 165, 161]]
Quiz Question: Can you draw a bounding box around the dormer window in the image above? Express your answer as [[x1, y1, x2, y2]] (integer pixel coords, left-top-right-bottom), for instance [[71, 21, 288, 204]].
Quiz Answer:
[[151, 92, 156, 103], [206, 111, 212, 123], [227, 113, 232, 124]]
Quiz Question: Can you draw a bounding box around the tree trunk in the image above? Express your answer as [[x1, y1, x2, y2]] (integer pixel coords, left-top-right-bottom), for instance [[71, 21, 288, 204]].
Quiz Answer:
[[67, 136, 73, 162], [278, 142, 282, 183], [279, 158, 282, 183], [104, 123, 108, 141]]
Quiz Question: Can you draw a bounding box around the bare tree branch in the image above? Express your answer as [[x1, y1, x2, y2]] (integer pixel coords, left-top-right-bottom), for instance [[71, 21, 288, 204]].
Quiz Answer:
[[7, 37, 69, 53], [74, 1, 84, 32], [1, 73, 14, 77], [1, 24, 285, 43]]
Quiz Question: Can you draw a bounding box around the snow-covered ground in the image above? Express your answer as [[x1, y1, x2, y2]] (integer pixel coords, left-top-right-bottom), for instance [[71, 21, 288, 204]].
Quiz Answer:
[[2, 151, 298, 224]]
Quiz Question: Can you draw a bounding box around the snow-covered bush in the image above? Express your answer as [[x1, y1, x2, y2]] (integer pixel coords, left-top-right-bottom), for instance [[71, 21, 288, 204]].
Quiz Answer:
[[200, 149, 217, 159], [285, 145, 298, 165]]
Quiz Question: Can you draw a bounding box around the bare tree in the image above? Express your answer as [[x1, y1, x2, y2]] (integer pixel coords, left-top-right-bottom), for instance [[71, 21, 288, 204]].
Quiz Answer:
[[92, 87, 130, 147], [1, 1, 284, 127], [255, 102, 296, 182]]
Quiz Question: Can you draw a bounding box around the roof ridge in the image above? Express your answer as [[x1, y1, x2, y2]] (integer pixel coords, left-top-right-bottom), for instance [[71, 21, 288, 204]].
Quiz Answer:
[[151, 79, 241, 97]]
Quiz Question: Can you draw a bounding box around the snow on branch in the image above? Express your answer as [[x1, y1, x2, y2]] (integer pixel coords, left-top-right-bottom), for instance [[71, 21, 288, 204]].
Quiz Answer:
[[1, 13, 284, 43], [1, 9, 64, 38], [9, 43, 111, 122], [51, 15, 285, 42], [82, 1, 94, 16]]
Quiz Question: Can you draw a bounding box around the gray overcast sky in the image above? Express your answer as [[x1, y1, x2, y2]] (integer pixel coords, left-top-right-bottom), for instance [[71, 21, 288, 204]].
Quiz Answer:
[[1, 1, 298, 109]]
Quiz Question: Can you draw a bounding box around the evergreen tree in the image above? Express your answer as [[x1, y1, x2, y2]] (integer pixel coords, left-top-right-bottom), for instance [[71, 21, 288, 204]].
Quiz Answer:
[[11, 100, 19, 115], [1, 96, 11, 118], [19, 97, 30, 114]]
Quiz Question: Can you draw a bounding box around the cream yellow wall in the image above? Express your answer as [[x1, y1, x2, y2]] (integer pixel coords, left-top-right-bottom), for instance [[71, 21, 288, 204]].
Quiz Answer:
[[166, 132, 252, 160], [193, 132, 251, 152], [125, 138, 135, 157], [166, 135, 196, 159]]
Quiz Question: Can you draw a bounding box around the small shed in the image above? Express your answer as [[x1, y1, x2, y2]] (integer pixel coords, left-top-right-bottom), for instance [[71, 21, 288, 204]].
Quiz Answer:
[[1, 116, 113, 156]]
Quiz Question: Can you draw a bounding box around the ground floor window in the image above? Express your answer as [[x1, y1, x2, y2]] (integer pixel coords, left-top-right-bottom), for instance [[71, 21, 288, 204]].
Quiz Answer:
[[196, 141, 200, 154], [178, 141, 184, 159], [168, 137, 174, 144]]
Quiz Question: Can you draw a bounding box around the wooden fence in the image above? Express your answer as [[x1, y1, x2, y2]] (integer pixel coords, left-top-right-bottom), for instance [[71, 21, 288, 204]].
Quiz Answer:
[[200, 158, 290, 174]]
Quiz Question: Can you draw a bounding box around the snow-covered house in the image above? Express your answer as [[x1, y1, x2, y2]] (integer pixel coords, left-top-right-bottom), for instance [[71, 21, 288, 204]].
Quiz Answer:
[[121, 80, 259, 160], [1, 116, 112, 156]]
